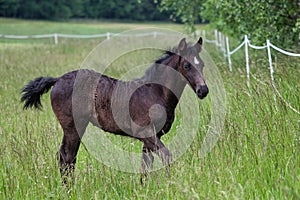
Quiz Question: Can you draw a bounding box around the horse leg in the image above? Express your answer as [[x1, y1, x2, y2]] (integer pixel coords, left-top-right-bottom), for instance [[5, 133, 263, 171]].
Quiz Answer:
[[140, 145, 154, 184], [53, 102, 89, 184], [58, 118, 88, 184], [59, 124, 78, 182], [154, 137, 172, 177], [140, 136, 172, 182], [156, 141, 172, 178], [59, 130, 79, 183]]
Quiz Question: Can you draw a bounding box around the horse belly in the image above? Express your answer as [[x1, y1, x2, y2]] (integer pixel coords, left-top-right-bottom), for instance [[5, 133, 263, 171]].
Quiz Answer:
[[93, 79, 132, 136]]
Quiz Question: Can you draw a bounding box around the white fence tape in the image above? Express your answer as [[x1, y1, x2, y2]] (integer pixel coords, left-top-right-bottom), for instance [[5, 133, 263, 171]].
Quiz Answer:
[[1, 29, 299, 113], [248, 43, 267, 50], [202, 29, 299, 113], [2, 29, 299, 69], [225, 34, 300, 87], [57, 33, 107, 38], [269, 43, 300, 57], [223, 32, 299, 113], [226, 36, 300, 65], [4, 35, 31, 39], [0, 31, 169, 43], [229, 40, 246, 55]]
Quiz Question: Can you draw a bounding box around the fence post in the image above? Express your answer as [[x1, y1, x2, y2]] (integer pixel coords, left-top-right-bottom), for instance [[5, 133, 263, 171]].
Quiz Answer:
[[153, 31, 157, 38], [267, 40, 275, 86], [267, 39, 278, 106], [106, 32, 110, 40], [221, 33, 226, 58], [214, 30, 218, 49], [218, 31, 222, 46], [202, 30, 206, 41], [195, 30, 200, 38], [244, 35, 250, 87], [54, 33, 58, 45], [226, 36, 232, 72]]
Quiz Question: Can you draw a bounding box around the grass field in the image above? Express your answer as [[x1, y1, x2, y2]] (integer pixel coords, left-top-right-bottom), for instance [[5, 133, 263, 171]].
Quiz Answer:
[[0, 18, 299, 199]]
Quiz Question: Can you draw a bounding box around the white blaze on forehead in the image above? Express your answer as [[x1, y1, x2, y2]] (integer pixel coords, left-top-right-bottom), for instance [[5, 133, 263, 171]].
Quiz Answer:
[[194, 57, 200, 65]]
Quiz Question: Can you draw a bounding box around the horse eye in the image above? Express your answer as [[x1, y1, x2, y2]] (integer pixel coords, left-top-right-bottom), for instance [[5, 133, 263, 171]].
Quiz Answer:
[[183, 62, 191, 70]]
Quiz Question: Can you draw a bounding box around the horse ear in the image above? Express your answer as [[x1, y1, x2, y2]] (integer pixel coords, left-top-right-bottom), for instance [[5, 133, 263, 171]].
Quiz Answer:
[[178, 38, 187, 53], [194, 37, 203, 52], [197, 37, 203, 45]]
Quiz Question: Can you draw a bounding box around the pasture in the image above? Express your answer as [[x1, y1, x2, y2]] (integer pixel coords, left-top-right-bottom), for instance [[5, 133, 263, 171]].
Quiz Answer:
[[0, 18, 299, 199]]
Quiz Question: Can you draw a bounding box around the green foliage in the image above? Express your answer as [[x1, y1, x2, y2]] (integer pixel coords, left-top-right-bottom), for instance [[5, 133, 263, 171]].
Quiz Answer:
[[158, 0, 300, 47], [156, 0, 205, 32], [202, 0, 299, 47], [81, 0, 170, 21], [0, 0, 20, 17]]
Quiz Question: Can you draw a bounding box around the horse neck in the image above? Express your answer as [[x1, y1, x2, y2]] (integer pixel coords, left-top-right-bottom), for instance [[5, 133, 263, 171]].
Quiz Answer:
[[152, 55, 187, 110], [162, 84, 185, 116]]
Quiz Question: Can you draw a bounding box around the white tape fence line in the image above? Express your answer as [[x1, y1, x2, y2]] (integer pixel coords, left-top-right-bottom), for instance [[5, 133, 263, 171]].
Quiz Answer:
[[199, 30, 300, 67], [2, 29, 299, 113], [202, 29, 299, 114], [2, 29, 299, 75], [224, 32, 300, 86], [0, 31, 170, 44], [1, 33, 109, 44], [200, 30, 300, 79]]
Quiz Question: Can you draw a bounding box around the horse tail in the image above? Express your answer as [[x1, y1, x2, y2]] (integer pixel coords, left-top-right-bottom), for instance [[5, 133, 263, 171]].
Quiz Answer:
[[21, 77, 57, 110]]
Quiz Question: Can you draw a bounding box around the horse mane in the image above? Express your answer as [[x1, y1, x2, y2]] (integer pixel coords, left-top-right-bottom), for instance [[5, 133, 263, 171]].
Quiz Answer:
[[140, 42, 194, 82], [140, 48, 177, 82], [154, 50, 176, 64]]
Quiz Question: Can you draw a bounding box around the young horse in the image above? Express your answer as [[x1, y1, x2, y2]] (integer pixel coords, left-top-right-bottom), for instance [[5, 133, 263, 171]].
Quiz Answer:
[[21, 37, 209, 183]]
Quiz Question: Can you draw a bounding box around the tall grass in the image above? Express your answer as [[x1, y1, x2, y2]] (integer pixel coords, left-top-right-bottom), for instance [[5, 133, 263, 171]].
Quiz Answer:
[[0, 19, 299, 199]]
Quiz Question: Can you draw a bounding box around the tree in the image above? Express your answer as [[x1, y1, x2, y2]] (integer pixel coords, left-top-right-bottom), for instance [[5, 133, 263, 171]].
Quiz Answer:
[[156, 0, 205, 32], [0, 0, 20, 17], [158, 0, 300, 47], [0, 0, 171, 21]]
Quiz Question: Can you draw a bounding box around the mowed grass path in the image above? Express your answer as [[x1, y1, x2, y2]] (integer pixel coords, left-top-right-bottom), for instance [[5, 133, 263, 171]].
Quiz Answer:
[[0, 18, 299, 199]]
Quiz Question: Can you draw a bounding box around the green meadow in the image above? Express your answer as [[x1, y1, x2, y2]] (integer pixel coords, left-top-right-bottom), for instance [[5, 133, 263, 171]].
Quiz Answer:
[[0, 18, 299, 199]]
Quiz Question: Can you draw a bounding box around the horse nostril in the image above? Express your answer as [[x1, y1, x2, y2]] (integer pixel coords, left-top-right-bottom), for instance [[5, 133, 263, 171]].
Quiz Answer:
[[197, 85, 209, 99]]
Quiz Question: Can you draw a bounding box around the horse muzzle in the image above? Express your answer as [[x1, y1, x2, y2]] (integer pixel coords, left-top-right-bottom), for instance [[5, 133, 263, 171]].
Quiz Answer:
[[196, 85, 209, 99]]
